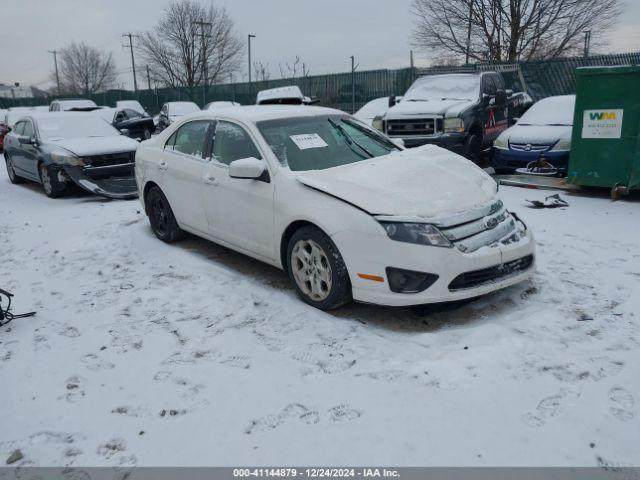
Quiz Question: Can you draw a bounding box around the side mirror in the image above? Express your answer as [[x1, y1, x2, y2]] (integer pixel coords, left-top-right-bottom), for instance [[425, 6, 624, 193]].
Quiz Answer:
[[388, 95, 397, 108], [119, 128, 130, 136], [496, 89, 507, 107], [18, 135, 37, 146], [229, 157, 266, 180]]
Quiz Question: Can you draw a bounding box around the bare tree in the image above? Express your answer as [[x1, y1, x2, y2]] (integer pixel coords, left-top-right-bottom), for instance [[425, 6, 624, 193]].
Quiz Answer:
[[53, 42, 118, 94], [279, 55, 302, 79], [411, 0, 621, 63], [138, 0, 243, 88], [252, 61, 271, 82]]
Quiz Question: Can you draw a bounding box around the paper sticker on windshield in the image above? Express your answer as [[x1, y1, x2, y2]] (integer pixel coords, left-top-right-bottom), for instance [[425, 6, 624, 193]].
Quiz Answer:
[[290, 133, 328, 150]]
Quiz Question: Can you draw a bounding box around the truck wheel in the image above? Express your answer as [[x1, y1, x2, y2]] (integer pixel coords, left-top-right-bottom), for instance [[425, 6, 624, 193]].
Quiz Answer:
[[287, 226, 352, 310], [463, 134, 482, 163], [146, 186, 184, 243], [39, 163, 65, 198]]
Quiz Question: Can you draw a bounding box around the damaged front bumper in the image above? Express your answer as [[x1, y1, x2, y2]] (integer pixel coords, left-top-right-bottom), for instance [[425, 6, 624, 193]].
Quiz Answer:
[[62, 160, 138, 200]]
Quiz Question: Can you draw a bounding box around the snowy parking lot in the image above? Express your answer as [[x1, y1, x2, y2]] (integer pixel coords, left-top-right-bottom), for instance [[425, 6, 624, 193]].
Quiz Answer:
[[1, 155, 639, 467]]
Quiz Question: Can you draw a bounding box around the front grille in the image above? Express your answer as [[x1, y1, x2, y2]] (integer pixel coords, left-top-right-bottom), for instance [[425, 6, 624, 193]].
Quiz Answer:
[[510, 143, 550, 152], [84, 152, 135, 168], [448, 255, 534, 291], [82, 152, 135, 179], [435, 200, 520, 253], [386, 118, 437, 136]]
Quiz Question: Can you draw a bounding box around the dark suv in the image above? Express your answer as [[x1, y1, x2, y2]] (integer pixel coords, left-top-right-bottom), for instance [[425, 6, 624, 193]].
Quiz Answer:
[[378, 72, 532, 162]]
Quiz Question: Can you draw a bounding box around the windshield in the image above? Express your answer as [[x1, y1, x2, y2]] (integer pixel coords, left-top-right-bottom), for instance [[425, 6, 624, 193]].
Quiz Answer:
[[404, 74, 480, 101], [518, 95, 575, 126], [170, 103, 199, 115], [258, 115, 400, 172], [37, 116, 120, 140]]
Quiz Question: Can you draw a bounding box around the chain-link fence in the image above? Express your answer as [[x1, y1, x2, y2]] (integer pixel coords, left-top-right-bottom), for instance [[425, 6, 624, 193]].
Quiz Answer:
[[2, 52, 639, 113]]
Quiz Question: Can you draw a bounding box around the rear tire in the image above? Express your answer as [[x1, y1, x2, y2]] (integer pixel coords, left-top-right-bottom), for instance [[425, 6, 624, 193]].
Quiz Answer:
[[5, 154, 25, 184], [463, 134, 482, 164], [286, 226, 352, 310], [39, 163, 65, 198], [146, 186, 184, 243]]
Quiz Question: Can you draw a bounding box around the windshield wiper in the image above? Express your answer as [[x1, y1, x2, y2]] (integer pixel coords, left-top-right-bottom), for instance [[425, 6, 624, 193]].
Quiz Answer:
[[328, 118, 372, 159], [342, 119, 398, 151]]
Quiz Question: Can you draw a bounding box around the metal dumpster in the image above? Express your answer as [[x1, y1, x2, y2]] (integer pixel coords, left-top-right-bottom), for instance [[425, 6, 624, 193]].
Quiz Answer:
[[567, 65, 640, 195]]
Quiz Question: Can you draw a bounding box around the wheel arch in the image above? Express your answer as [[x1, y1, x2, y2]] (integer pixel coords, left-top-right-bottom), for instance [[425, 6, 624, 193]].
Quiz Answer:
[[142, 180, 161, 214], [280, 220, 330, 271]]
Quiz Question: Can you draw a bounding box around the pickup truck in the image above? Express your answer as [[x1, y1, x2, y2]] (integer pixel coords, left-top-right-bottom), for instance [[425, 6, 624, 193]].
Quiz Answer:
[[374, 71, 532, 162]]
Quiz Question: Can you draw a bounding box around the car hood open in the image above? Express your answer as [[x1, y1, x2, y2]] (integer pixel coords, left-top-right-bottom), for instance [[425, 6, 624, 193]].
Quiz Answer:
[[295, 145, 497, 218], [49, 136, 138, 157]]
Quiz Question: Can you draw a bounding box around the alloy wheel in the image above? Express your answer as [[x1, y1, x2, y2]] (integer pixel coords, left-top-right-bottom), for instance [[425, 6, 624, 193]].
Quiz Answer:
[[40, 164, 52, 195], [291, 239, 333, 301], [5, 156, 16, 181]]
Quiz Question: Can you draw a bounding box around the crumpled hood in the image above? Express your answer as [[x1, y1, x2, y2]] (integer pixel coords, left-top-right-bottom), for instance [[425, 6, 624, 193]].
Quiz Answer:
[[501, 124, 572, 146], [296, 145, 497, 218], [50, 136, 138, 156], [386, 98, 476, 118]]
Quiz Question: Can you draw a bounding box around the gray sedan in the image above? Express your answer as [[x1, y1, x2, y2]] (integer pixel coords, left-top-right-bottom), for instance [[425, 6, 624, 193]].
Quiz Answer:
[[3, 112, 140, 199]]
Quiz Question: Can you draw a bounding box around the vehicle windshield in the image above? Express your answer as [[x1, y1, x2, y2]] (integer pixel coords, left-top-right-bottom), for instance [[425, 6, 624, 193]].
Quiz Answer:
[[258, 114, 400, 172], [517, 95, 575, 126], [170, 103, 199, 115], [37, 116, 121, 140], [404, 74, 481, 101]]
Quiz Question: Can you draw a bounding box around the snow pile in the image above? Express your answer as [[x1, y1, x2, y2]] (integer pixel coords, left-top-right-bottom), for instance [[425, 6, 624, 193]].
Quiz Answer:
[[0, 156, 638, 467]]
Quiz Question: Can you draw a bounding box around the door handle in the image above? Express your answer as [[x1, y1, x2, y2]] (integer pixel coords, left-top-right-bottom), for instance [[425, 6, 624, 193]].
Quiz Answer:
[[158, 160, 168, 171], [204, 174, 219, 186]]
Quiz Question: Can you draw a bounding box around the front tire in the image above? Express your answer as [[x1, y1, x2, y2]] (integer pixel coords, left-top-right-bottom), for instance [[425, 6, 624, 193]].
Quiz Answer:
[[463, 134, 482, 164], [5, 154, 24, 184], [145, 186, 184, 243], [39, 163, 65, 198], [286, 226, 352, 310]]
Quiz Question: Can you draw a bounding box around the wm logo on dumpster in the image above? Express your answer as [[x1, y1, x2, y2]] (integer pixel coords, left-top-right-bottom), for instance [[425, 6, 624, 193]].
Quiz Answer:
[[589, 111, 618, 121]]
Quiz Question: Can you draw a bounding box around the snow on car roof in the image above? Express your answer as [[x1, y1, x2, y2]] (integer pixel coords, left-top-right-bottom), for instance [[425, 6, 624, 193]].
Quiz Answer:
[[184, 105, 343, 123], [20, 111, 101, 121], [256, 86, 304, 104]]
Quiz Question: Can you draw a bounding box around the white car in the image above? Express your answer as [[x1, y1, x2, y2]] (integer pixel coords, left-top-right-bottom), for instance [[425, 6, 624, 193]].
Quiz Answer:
[[204, 101, 241, 110], [157, 101, 200, 131], [135, 106, 535, 310], [49, 99, 99, 112]]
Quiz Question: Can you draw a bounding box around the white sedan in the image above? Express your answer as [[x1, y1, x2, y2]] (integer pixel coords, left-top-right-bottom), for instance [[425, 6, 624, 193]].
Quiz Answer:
[[135, 106, 535, 310]]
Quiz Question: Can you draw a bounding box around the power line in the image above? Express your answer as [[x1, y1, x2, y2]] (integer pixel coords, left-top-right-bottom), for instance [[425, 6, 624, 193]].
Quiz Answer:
[[122, 33, 139, 92], [48, 50, 61, 95]]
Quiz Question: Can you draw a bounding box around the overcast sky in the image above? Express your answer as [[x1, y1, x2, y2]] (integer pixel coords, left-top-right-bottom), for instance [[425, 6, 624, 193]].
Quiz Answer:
[[2, 0, 639, 90]]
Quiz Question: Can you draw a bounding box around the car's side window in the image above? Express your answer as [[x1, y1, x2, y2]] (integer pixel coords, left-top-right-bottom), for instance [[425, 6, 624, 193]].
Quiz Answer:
[[125, 109, 142, 119], [22, 121, 34, 138], [12, 121, 25, 136], [170, 120, 211, 158], [482, 76, 497, 97], [212, 121, 262, 166]]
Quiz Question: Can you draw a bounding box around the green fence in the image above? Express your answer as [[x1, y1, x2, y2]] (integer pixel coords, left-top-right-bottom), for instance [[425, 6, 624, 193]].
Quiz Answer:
[[2, 52, 639, 113]]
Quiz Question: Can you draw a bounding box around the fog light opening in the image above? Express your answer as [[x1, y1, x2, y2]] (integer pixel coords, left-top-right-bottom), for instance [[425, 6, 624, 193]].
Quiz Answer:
[[385, 267, 439, 294]]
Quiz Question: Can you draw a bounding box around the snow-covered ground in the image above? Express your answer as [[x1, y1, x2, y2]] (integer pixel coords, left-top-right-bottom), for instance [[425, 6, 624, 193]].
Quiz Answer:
[[1, 155, 639, 467]]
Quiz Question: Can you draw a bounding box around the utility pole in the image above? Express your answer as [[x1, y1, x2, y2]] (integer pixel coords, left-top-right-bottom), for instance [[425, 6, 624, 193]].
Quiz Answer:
[[583, 30, 591, 57], [465, 0, 473, 65], [48, 50, 61, 95], [193, 20, 212, 106], [122, 33, 139, 92], [146, 65, 152, 91], [248, 34, 256, 88], [350, 55, 358, 114]]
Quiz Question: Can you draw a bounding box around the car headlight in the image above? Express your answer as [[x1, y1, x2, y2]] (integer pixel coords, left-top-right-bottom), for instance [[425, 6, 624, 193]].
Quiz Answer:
[[551, 137, 571, 151], [379, 222, 452, 248], [50, 151, 85, 166], [494, 135, 508, 149], [372, 116, 384, 132], [444, 117, 464, 133]]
